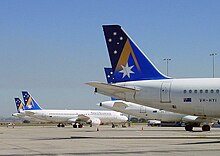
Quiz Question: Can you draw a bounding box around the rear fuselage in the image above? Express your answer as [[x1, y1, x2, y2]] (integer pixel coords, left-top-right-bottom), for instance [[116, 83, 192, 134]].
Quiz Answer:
[[115, 78, 220, 118]]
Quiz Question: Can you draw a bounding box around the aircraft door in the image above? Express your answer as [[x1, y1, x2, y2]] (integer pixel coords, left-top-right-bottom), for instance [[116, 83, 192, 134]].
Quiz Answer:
[[160, 82, 171, 103], [140, 106, 146, 113]]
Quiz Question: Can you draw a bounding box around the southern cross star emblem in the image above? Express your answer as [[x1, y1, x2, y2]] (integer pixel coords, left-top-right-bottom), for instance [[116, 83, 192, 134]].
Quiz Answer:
[[119, 63, 135, 78], [27, 104, 32, 109]]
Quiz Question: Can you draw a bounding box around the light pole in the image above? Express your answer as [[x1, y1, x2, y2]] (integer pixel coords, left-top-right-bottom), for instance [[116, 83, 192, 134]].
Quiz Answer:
[[210, 53, 217, 78], [163, 58, 171, 76]]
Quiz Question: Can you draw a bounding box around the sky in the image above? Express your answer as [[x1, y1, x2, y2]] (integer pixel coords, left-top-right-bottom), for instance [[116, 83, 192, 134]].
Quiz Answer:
[[0, 0, 220, 117]]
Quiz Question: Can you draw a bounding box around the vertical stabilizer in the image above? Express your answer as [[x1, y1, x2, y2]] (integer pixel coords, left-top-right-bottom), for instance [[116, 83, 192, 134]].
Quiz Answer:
[[14, 98, 24, 113], [103, 25, 170, 82], [22, 91, 42, 110]]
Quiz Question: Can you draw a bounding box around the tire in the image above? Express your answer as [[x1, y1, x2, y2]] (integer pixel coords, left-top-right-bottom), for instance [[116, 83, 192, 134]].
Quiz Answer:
[[78, 124, 83, 128], [202, 125, 210, 131], [185, 125, 193, 131]]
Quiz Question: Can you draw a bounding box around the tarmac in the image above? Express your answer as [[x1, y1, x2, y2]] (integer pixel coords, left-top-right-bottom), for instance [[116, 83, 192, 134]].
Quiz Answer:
[[1, 125, 220, 156]]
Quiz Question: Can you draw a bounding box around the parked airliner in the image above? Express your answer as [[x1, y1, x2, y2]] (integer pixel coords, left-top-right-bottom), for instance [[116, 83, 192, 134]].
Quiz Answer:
[[98, 67, 215, 130], [21, 91, 128, 128], [87, 25, 219, 131]]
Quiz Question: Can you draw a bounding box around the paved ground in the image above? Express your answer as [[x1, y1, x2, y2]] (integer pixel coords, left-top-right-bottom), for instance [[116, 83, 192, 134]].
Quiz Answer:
[[1, 125, 220, 155]]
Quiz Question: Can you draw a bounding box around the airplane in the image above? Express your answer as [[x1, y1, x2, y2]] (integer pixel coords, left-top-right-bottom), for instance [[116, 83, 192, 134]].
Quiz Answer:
[[98, 68, 215, 129], [21, 91, 128, 128], [86, 24, 220, 131], [12, 98, 44, 123]]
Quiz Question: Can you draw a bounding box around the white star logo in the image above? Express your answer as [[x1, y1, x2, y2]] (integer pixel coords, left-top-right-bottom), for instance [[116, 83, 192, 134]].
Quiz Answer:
[[27, 104, 32, 109], [119, 63, 135, 78]]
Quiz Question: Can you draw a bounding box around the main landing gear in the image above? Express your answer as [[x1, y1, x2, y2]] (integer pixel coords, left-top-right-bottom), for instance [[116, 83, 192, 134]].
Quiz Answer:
[[202, 125, 210, 131], [57, 123, 65, 127], [185, 125, 193, 131], [72, 123, 83, 128], [112, 123, 115, 128], [185, 124, 210, 131]]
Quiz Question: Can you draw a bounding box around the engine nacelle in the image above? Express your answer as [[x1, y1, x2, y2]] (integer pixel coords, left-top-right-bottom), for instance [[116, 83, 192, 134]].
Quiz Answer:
[[87, 118, 102, 126], [148, 120, 161, 126]]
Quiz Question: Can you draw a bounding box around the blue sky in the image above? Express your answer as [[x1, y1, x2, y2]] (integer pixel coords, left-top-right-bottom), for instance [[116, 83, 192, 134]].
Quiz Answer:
[[0, 0, 220, 117]]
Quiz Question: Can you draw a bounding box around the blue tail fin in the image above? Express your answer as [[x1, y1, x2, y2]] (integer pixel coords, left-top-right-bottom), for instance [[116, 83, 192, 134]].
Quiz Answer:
[[22, 91, 42, 110], [103, 25, 170, 82], [14, 98, 24, 113], [104, 67, 116, 84]]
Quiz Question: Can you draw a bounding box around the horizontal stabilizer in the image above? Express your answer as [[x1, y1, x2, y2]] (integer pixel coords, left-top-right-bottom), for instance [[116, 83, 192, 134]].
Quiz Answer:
[[23, 111, 35, 116], [86, 81, 138, 100], [113, 101, 128, 110]]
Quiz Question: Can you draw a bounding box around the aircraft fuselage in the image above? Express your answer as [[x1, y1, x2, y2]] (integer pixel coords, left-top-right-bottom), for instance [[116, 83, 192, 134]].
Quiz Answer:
[[115, 78, 220, 118]]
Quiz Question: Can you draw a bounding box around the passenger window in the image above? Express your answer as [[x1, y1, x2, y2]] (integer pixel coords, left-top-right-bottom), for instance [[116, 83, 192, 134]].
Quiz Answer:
[[194, 90, 197, 93], [183, 90, 187, 93], [211, 89, 214, 93], [200, 90, 203, 93], [189, 90, 192, 93], [205, 90, 208, 93], [216, 89, 219, 93]]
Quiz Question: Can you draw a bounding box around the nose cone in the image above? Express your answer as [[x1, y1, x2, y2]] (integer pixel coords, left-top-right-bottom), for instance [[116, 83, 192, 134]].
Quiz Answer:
[[123, 116, 128, 121]]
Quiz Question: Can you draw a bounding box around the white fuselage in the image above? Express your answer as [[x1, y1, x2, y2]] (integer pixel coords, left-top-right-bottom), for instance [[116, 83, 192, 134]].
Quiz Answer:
[[100, 100, 185, 122], [24, 109, 128, 124], [112, 78, 220, 118]]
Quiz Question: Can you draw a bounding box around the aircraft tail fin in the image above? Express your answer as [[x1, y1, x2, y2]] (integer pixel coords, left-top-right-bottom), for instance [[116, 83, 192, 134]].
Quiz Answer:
[[14, 98, 24, 113], [22, 91, 42, 110], [102, 25, 170, 82], [104, 67, 117, 100]]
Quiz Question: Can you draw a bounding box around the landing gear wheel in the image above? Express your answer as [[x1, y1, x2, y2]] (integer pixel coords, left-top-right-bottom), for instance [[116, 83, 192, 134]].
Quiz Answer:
[[202, 125, 210, 131], [57, 123, 61, 127], [78, 124, 83, 128], [73, 124, 77, 128], [185, 125, 193, 131], [61, 124, 65, 127]]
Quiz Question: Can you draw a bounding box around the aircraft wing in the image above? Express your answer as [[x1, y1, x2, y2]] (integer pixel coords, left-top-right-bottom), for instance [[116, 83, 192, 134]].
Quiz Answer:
[[86, 81, 138, 100], [182, 115, 217, 124], [77, 114, 90, 122], [68, 115, 91, 123]]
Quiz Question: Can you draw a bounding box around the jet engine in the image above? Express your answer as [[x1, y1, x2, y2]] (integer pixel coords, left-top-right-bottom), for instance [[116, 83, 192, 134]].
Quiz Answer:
[[87, 118, 102, 126]]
